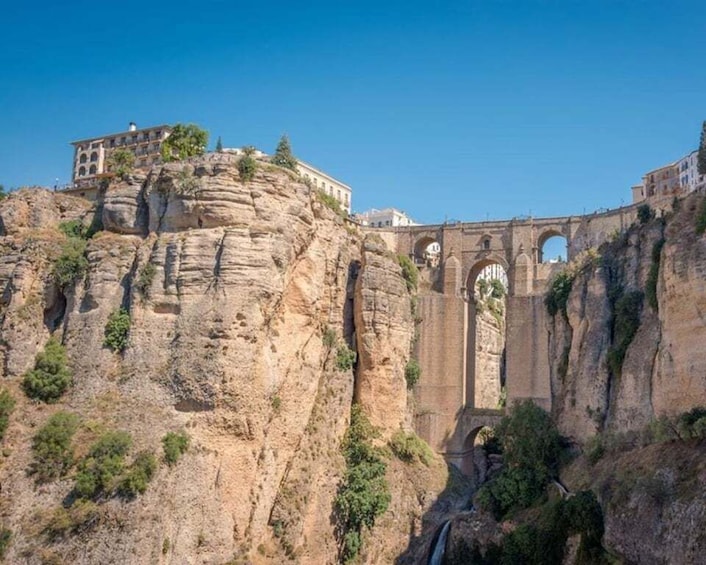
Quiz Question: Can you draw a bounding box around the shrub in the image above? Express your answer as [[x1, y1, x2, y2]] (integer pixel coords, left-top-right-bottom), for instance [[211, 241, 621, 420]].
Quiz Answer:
[[43, 500, 99, 540], [22, 338, 72, 403], [607, 290, 643, 376], [637, 204, 654, 224], [162, 431, 189, 465], [336, 344, 356, 371], [646, 239, 664, 310], [397, 254, 418, 292], [389, 430, 433, 465], [584, 434, 605, 465], [30, 411, 79, 482], [104, 308, 130, 352], [335, 405, 390, 563], [53, 238, 88, 288], [119, 450, 157, 498], [0, 389, 15, 442], [134, 263, 156, 298], [160, 123, 208, 162], [107, 147, 135, 180], [74, 430, 132, 500], [676, 407, 706, 439], [404, 359, 421, 389], [322, 326, 337, 348], [545, 270, 573, 317], [317, 190, 345, 217], [58, 220, 89, 240], [271, 134, 298, 171], [238, 149, 257, 181]]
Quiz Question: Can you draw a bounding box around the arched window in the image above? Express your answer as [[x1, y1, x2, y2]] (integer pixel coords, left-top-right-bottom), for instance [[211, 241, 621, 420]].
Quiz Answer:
[[89, 164, 97, 175], [483, 238, 491, 250], [79, 154, 87, 164], [90, 152, 98, 162], [78, 166, 86, 176]]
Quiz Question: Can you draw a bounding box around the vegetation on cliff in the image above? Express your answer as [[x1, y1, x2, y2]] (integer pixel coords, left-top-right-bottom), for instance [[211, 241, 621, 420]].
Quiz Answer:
[[271, 134, 298, 171], [160, 123, 208, 162], [335, 404, 391, 563], [0, 390, 15, 442], [22, 338, 72, 403]]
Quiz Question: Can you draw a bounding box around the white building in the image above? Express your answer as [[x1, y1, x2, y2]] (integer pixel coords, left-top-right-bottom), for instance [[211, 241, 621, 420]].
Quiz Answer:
[[356, 208, 417, 228], [676, 150, 706, 193], [296, 160, 352, 214]]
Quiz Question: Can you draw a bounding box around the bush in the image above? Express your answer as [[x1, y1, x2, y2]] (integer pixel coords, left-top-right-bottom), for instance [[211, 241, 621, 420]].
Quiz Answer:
[[119, 450, 157, 498], [160, 123, 208, 162], [545, 270, 573, 317], [53, 238, 88, 288], [317, 190, 345, 217], [322, 326, 337, 348], [335, 405, 390, 563], [397, 254, 418, 292], [134, 263, 157, 298], [404, 359, 421, 389], [43, 500, 99, 540], [607, 290, 643, 376], [74, 431, 132, 500], [336, 344, 356, 371], [389, 430, 433, 465], [162, 431, 189, 465], [646, 239, 664, 311], [0, 389, 15, 442], [676, 407, 706, 439], [22, 338, 72, 403], [637, 204, 654, 224], [104, 308, 130, 352], [106, 147, 135, 179], [476, 401, 562, 519], [30, 411, 79, 482], [58, 220, 89, 240], [238, 150, 257, 181]]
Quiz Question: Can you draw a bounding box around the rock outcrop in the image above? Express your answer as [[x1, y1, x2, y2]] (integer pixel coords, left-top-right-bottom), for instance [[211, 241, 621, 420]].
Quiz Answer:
[[0, 155, 441, 564]]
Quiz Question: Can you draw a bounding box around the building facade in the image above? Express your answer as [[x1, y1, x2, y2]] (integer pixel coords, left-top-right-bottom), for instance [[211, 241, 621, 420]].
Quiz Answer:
[[632, 150, 706, 204], [71, 123, 171, 186], [676, 150, 706, 193], [356, 207, 417, 228], [296, 160, 352, 214]]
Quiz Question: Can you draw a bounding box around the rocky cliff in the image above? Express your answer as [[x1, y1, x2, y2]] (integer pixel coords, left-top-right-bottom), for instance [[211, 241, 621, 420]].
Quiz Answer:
[[0, 155, 445, 564]]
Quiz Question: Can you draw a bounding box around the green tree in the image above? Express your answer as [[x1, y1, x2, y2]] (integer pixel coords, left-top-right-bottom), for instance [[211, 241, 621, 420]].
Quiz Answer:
[[104, 308, 131, 352], [271, 134, 298, 171], [22, 338, 72, 403], [215, 136, 223, 152], [0, 389, 15, 442], [107, 148, 135, 180], [53, 238, 89, 289], [698, 121, 706, 176], [238, 146, 258, 181], [160, 124, 209, 162]]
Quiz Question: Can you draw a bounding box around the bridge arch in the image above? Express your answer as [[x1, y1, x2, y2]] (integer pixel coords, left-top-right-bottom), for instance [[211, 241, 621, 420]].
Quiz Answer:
[[466, 255, 510, 298], [413, 234, 441, 266], [538, 229, 569, 263]]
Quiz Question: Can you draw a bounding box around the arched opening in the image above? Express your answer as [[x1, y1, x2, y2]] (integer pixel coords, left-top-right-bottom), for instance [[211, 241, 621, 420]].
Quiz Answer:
[[79, 154, 87, 164], [89, 164, 97, 175], [538, 231, 568, 263], [459, 425, 499, 482], [466, 259, 508, 410], [90, 152, 98, 162], [78, 166, 86, 177], [413, 236, 440, 268]]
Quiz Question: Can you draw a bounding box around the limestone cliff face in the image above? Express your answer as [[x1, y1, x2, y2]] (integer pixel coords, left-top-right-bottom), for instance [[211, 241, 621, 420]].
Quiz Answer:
[[548, 193, 706, 441], [0, 155, 438, 564]]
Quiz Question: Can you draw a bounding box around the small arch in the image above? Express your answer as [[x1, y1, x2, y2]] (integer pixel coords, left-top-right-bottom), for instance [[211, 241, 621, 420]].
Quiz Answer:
[[78, 166, 86, 176], [538, 230, 568, 263], [413, 235, 440, 267], [89, 164, 97, 175], [459, 425, 497, 478], [79, 153, 87, 164], [90, 152, 98, 162]]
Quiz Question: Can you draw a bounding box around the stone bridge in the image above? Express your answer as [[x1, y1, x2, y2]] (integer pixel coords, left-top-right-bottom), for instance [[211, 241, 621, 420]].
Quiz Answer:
[[373, 205, 638, 472]]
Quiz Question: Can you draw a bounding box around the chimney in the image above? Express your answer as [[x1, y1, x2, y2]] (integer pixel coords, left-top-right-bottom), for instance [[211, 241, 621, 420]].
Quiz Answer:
[[128, 122, 137, 132]]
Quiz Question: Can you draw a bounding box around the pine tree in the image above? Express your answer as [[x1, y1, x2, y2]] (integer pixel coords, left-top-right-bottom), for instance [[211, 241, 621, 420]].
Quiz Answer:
[[698, 121, 706, 176], [271, 134, 298, 171], [216, 136, 223, 153]]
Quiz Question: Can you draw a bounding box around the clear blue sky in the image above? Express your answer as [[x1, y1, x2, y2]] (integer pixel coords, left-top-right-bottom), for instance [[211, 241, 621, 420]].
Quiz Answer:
[[1, 0, 705, 224]]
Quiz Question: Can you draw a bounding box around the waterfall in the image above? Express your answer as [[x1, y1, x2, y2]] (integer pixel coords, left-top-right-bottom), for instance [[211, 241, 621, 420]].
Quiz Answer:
[[427, 519, 451, 565]]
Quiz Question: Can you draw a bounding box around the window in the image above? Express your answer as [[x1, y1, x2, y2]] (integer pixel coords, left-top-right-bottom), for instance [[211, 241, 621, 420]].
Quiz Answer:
[[143, 133, 150, 141], [110, 139, 115, 148], [131, 135, 138, 143], [91, 142, 100, 149], [337, 189, 341, 199], [78, 166, 86, 176], [90, 152, 98, 162], [79, 154, 87, 164], [121, 137, 126, 144], [89, 164, 97, 175], [483, 238, 491, 250]]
